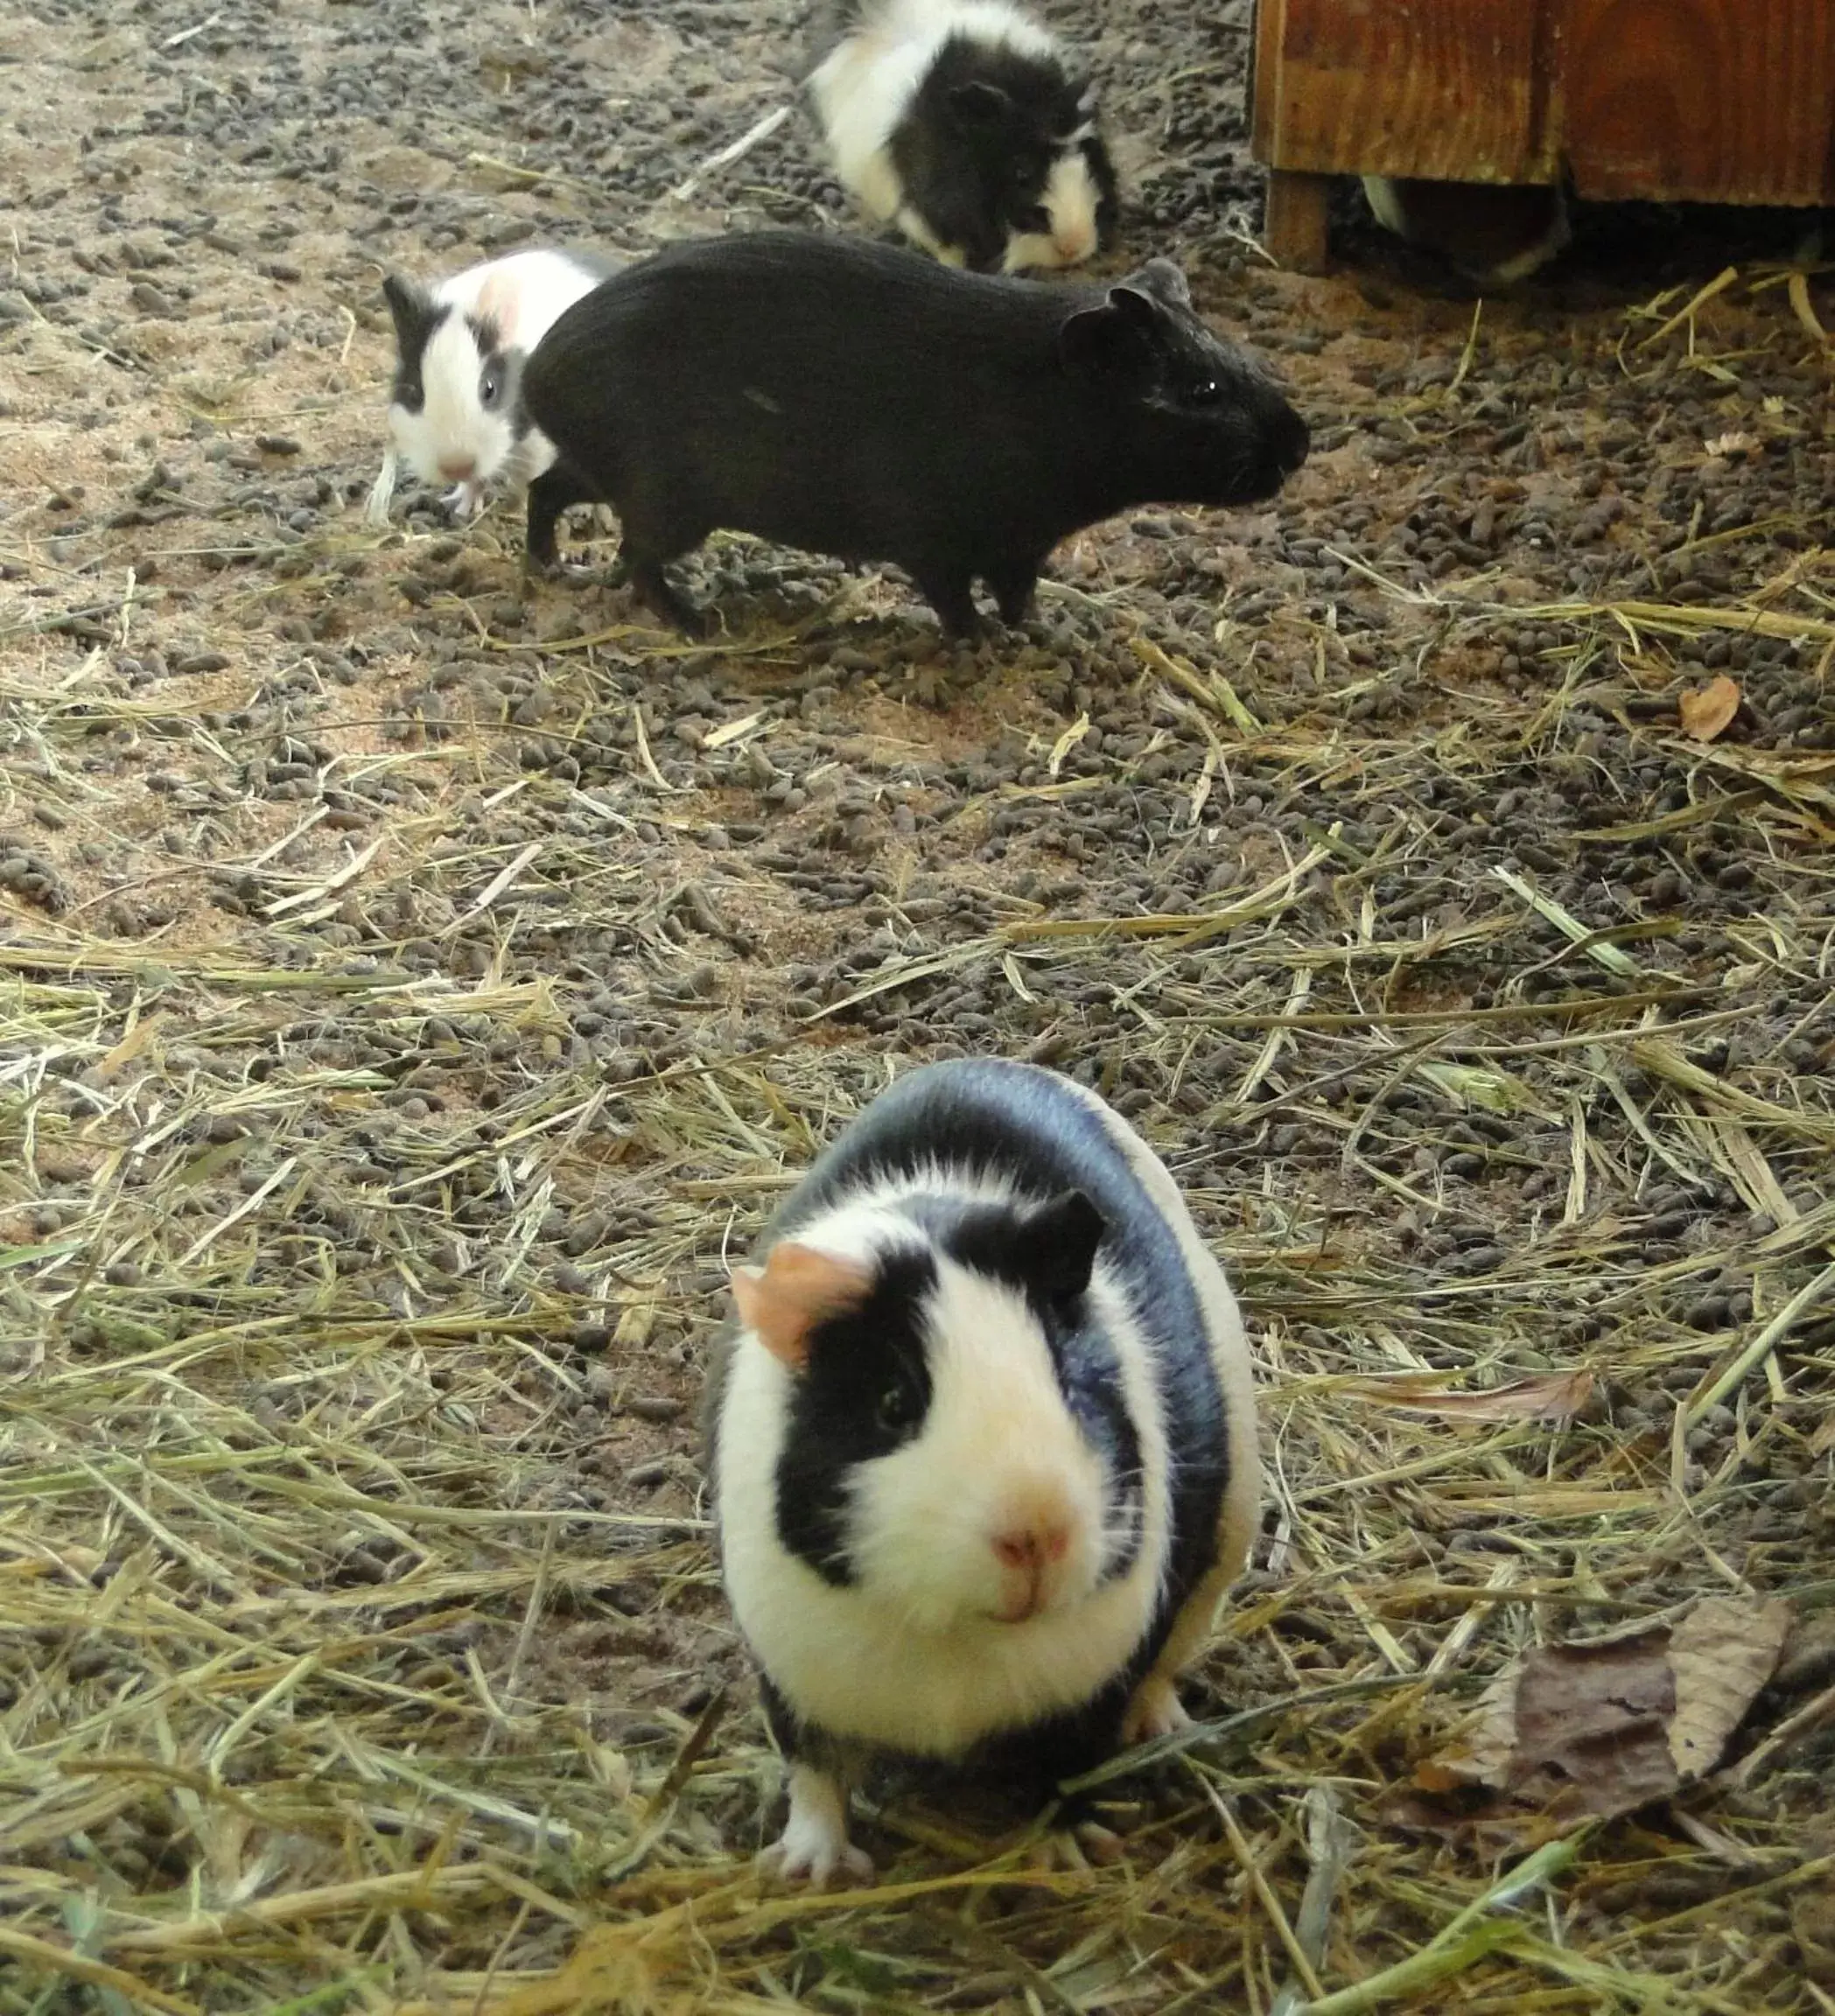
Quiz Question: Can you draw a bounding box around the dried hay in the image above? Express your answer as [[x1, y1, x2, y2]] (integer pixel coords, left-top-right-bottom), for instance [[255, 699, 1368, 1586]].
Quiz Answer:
[[4, 262, 1834, 2016]]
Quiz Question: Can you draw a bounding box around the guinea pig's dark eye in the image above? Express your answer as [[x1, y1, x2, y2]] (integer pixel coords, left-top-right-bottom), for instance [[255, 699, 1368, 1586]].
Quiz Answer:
[[875, 1381, 917, 1436], [480, 370, 501, 410], [1187, 379, 1223, 405]]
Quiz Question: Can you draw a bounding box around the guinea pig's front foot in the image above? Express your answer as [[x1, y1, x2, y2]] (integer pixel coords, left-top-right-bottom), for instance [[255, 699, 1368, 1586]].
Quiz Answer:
[[912, 570, 982, 643], [988, 564, 1040, 629], [759, 1764, 875, 1890], [1119, 1672, 1192, 1747]]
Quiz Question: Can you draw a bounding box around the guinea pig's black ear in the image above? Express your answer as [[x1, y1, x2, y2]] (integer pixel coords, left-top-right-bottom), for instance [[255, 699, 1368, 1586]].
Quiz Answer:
[[382, 274, 437, 356], [949, 79, 1015, 130], [1126, 258, 1193, 311], [731, 1242, 875, 1372], [1014, 1190, 1107, 1304], [1058, 287, 1164, 382]]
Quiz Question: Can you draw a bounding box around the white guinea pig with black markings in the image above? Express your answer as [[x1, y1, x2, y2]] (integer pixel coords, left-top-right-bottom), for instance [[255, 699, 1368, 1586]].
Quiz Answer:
[[367, 246, 620, 527], [1361, 175, 1570, 287], [806, 0, 1117, 274], [705, 1057, 1260, 1886]]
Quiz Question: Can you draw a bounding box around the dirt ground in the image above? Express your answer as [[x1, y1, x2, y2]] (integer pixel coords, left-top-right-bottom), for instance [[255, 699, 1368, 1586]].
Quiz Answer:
[[4, 0, 1835, 2009]]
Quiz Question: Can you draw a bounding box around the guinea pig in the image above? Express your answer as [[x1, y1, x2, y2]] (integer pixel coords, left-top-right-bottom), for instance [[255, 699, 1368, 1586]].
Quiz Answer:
[[804, 0, 1117, 274], [517, 229, 1308, 638], [704, 1057, 1261, 1886], [1360, 175, 1570, 287], [367, 246, 620, 528]]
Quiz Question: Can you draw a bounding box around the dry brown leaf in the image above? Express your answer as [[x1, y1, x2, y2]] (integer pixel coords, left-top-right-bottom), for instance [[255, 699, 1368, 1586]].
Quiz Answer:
[[1400, 1593, 1789, 1835], [1666, 1596, 1793, 1776], [1342, 1369, 1594, 1423], [1679, 675, 1741, 742]]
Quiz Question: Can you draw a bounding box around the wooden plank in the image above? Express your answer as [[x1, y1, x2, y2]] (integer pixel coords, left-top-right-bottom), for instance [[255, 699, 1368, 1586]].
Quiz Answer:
[[1251, 0, 1552, 184], [1557, 0, 1835, 206], [1262, 169, 1333, 272]]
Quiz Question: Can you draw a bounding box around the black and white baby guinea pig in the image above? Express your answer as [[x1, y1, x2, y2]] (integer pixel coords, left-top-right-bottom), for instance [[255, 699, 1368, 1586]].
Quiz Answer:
[[517, 230, 1309, 638], [806, 0, 1117, 273], [705, 1057, 1261, 1886], [367, 246, 620, 527]]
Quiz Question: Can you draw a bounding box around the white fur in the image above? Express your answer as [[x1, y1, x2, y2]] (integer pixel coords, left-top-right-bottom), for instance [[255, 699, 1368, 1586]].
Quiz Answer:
[[382, 248, 605, 522], [763, 1763, 876, 1887], [997, 145, 1101, 274], [808, 0, 1101, 270], [1360, 174, 1409, 238], [717, 1170, 1174, 1762]]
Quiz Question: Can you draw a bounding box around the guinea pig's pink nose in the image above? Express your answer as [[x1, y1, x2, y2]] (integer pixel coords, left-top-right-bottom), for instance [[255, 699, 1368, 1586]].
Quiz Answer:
[[1054, 225, 1096, 263], [992, 1521, 1069, 1571], [438, 455, 478, 481]]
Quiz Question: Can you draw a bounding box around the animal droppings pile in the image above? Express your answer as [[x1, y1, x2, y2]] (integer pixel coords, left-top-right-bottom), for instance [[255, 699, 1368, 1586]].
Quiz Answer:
[[4, 0, 1834, 2011]]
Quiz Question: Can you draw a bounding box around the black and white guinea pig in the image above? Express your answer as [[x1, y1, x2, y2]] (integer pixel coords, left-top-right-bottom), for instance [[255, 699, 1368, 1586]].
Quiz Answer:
[[704, 1057, 1261, 1886], [1361, 175, 1570, 287], [806, 0, 1117, 274], [366, 246, 620, 527], [517, 230, 1309, 639]]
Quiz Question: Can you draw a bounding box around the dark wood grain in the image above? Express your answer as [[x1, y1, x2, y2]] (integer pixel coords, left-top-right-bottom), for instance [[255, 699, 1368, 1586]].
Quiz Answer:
[[1558, 0, 1835, 203], [1251, 0, 1552, 184], [1251, 0, 1835, 207]]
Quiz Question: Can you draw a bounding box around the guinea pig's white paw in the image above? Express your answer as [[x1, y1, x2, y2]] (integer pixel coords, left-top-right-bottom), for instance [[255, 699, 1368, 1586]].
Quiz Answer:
[[1120, 1675, 1192, 1746], [1027, 1819, 1126, 1872], [759, 1765, 873, 1889], [759, 1833, 876, 1889]]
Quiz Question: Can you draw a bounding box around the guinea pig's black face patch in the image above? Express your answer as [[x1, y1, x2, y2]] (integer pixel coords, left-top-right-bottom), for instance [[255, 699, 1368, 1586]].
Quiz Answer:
[[774, 1248, 936, 1586], [1047, 1333, 1144, 1580], [474, 341, 515, 418], [382, 276, 445, 413]]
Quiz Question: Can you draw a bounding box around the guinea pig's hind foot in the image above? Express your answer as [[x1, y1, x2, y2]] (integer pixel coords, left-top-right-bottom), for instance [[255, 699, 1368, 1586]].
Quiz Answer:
[[1026, 1818, 1127, 1872], [1119, 1674, 1192, 1747], [759, 1765, 874, 1890], [629, 560, 710, 638]]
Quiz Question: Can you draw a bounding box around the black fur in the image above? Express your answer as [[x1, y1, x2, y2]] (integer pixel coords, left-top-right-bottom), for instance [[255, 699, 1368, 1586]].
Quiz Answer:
[[518, 229, 1308, 636], [774, 1245, 939, 1586], [382, 275, 445, 414], [889, 32, 1118, 271], [750, 1057, 1230, 1784]]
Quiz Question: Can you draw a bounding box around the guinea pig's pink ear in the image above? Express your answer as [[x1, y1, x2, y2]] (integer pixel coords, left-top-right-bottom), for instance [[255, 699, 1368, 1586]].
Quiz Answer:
[[730, 1243, 873, 1371]]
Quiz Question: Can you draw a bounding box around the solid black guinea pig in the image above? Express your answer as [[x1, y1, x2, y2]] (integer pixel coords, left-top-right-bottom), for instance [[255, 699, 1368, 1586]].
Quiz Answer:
[[517, 229, 1309, 638], [704, 1058, 1261, 1886]]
